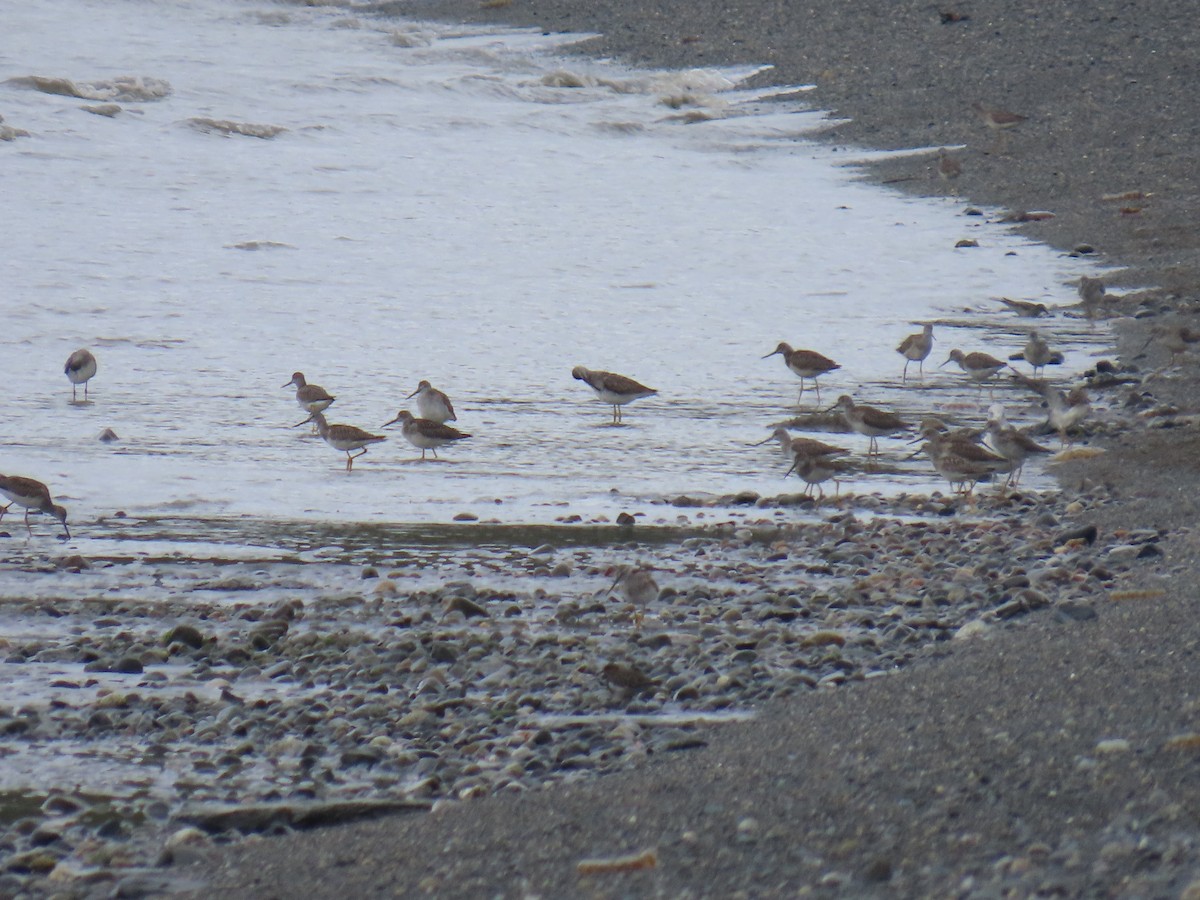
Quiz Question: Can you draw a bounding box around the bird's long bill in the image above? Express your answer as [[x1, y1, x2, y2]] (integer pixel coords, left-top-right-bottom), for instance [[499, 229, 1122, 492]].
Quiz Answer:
[[603, 570, 626, 597], [61, 523, 71, 540], [903, 446, 925, 461], [281, 379, 296, 388], [381, 413, 403, 428], [404, 387, 420, 399], [822, 401, 839, 413], [294, 414, 316, 428], [938, 356, 952, 368], [785, 457, 799, 477], [751, 435, 775, 447], [760, 349, 781, 359], [1135, 334, 1155, 355]]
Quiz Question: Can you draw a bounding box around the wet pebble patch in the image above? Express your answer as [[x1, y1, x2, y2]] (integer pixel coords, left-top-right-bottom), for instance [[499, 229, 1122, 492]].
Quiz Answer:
[[0, 484, 1160, 893]]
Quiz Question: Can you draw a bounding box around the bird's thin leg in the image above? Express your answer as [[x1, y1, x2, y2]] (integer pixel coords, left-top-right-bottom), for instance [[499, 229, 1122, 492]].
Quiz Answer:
[[24, 511, 34, 536]]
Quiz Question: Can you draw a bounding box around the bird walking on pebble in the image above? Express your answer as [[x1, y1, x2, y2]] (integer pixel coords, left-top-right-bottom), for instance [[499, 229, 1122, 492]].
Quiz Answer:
[[936, 148, 962, 186], [786, 451, 855, 501], [297, 410, 385, 472], [830, 395, 907, 464], [762, 342, 840, 405], [1077, 275, 1106, 321], [942, 348, 1008, 396], [1023, 329, 1054, 378], [0, 474, 70, 539], [571, 367, 657, 425], [972, 101, 1026, 152], [913, 425, 1009, 495], [406, 380, 456, 424], [64, 348, 97, 402], [755, 428, 849, 462], [998, 297, 1050, 318], [383, 410, 471, 460], [1046, 387, 1091, 444], [985, 408, 1052, 487], [896, 324, 935, 383], [605, 564, 660, 628], [1138, 323, 1200, 367], [601, 662, 656, 697]]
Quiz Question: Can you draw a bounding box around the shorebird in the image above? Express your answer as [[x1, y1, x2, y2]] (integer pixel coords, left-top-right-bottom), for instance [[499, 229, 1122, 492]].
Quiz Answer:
[[985, 411, 1052, 486], [571, 367, 657, 425], [1077, 275, 1106, 321], [936, 148, 962, 185], [998, 297, 1050, 318], [0, 475, 70, 539], [762, 342, 840, 404], [830, 395, 907, 462], [972, 101, 1026, 151], [1023, 329, 1054, 378], [993, 297, 1051, 319], [896, 324, 935, 383], [1138, 323, 1200, 366], [785, 451, 855, 501], [915, 426, 1009, 495], [382, 410, 471, 460], [406, 380, 456, 424], [605, 564, 659, 627], [297, 410, 385, 471], [1046, 387, 1091, 444], [64, 349, 97, 401], [755, 428, 849, 462], [942, 348, 1007, 395], [601, 662, 656, 696], [284, 372, 335, 417]]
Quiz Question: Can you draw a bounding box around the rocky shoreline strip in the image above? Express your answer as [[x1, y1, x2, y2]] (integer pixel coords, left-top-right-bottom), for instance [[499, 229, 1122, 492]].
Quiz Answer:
[[0, 486, 1157, 897]]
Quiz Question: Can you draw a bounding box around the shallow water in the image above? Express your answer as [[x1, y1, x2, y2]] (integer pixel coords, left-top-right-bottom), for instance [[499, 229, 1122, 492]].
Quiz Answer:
[[2, 0, 1108, 537], [0, 0, 1118, 839]]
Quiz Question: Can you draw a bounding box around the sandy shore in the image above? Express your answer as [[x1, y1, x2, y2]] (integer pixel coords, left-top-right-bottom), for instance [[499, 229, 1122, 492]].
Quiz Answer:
[[125, 1, 1200, 896]]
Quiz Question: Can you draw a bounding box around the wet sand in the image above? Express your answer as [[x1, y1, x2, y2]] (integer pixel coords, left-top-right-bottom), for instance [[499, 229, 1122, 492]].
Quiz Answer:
[[123, 0, 1200, 896]]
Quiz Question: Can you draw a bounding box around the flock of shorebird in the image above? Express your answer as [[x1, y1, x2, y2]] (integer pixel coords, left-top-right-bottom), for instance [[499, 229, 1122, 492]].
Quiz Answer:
[[739, 278, 1108, 501], [3, 274, 1110, 539]]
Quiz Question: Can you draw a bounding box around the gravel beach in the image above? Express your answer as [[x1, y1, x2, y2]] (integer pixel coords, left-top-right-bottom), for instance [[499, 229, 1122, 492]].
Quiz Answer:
[[9, 0, 1200, 897]]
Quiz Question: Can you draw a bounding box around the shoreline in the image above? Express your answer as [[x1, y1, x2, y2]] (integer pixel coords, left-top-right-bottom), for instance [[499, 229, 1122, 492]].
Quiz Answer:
[[197, 0, 1200, 896], [27, 0, 1200, 895]]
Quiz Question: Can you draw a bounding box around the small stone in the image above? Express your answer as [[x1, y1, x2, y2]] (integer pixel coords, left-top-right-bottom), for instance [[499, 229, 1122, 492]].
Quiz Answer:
[[954, 619, 990, 640], [863, 857, 893, 883], [1055, 599, 1097, 621], [1095, 738, 1131, 754], [616, 512, 636, 526], [443, 596, 488, 619], [452, 512, 478, 522], [1056, 524, 1097, 546], [163, 628, 205, 648], [98, 427, 120, 442]]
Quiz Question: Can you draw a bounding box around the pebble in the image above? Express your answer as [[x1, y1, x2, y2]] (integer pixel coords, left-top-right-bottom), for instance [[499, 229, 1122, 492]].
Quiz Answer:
[[0, 487, 1140, 891]]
